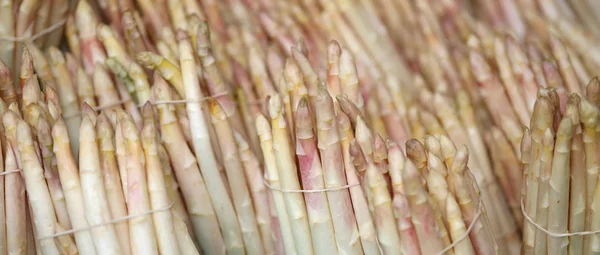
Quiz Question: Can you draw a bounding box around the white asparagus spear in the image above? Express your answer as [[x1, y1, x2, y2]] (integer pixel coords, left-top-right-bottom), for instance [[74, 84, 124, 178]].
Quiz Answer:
[[79, 116, 122, 254], [16, 120, 60, 255], [179, 29, 244, 254], [141, 104, 181, 255], [52, 119, 96, 254]]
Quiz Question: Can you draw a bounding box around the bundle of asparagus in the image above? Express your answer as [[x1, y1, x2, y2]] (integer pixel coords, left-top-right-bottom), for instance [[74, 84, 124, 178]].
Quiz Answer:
[[520, 79, 600, 255]]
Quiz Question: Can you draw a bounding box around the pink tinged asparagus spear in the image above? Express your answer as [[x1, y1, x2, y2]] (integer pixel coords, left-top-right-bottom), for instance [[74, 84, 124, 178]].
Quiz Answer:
[[268, 95, 314, 255], [0, 60, 17, 107], [566, 94, 585, 255], [16, 120, 60, 254], [0, 113, 4, 254], [196, 23, 247, 138], [47, 47, 80, 160], [78, 116, 123, 254], [140, 105, 181, 255], [366, 161, 403, 254], [51, 119, 97, 254], [449, 146, 497, 255], [256, 114, 298, 254], [293, 98, 338, 254], [36, 119, 71, 231], [95, 113, 131, 254], [403, 159, 445, 254], [469, 49, 519, 126], [336, 112, 380, 255], [549, 33, 583, 95], [76, 67, 96, 109], [119, 113, 159, 254], [179, 30, 245, 254], [446, 195, 476, 255], [547, 118, 574, 254], [494, 36, 529, 125], [92, 64, 120, 111], [506, 36, 539, 112], [5, 144, 27, 255], [75, 0, 107, 76], [339, 48, 364, 113], [387, 141, 421, 255], [315, 86, 363, 254], [209, 99, 265, 255], [233, 131, 276, 254], [580, 98, 599, 251]]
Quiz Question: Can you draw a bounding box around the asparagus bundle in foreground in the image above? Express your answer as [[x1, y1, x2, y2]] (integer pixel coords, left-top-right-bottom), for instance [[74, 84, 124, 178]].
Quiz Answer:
[[520, 78, 600, 255]]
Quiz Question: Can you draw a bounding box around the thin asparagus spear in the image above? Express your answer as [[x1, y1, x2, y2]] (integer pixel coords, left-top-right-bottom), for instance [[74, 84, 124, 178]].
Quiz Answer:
[[180, 30, 244, 254], [153, 76, 225, 254], [581, 98, 599, 251], [233, 131, 276, 254], [36, 118, 71, 231], [209, 98, 265, 255], [533, 128, 555, 255], [495, 36, 529, 125], [450, 146, 497, 255], [567, 93, 586, 255], [75, 0, 107, 76], [337, 112, 380, 255], [141, 104, 180, 255], [52, 119, 96, 254], [119, 112, 159, 254], [16, 120, 60, 254], [269, 95, 314, 255], [4, 143, 26, 255], [403, 158, 445, 254], [293, 98, 337, 254], [95, 113, 130, 254], [79, 116, 123, 254], [256, 114, 298, 255], [47, 47, 80, 160], [92, 64, 120, 111], [0, 59, 17, 107], [548, 118, 574, 254]]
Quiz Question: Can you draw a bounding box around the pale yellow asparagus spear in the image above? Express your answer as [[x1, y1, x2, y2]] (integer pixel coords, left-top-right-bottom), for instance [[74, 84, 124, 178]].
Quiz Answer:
[[52, 119, 96, 254], [79, 116, 123, 254], [567, 94, 586, 255], [533, 128, 555, 255], [314, 85, 362, 254], [337, 112, 380, 255], [387, 141, 421, 255], [209, 99, 265, 255], [256, 114, 298, 255], [403, 159, 445, 254], [180, 31, 244, 253], [153, 74, 225, 254], [548, 118, 574, 253], [16, 120, 60, 254], [141, 104, 181, 255], [233, 131, 276, 254], [48, 47, 80, 160], [95, 113, 131, 254], [119, 112, 159, 254], [366, 159, 403, 254], [268, 95, 314, 255], [4, 142, 26, 255], [293, 98, 338, 254]]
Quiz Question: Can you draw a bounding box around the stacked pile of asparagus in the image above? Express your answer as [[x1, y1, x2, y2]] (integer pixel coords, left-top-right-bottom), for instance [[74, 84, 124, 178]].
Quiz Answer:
[[2, 0, 600, 254]]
